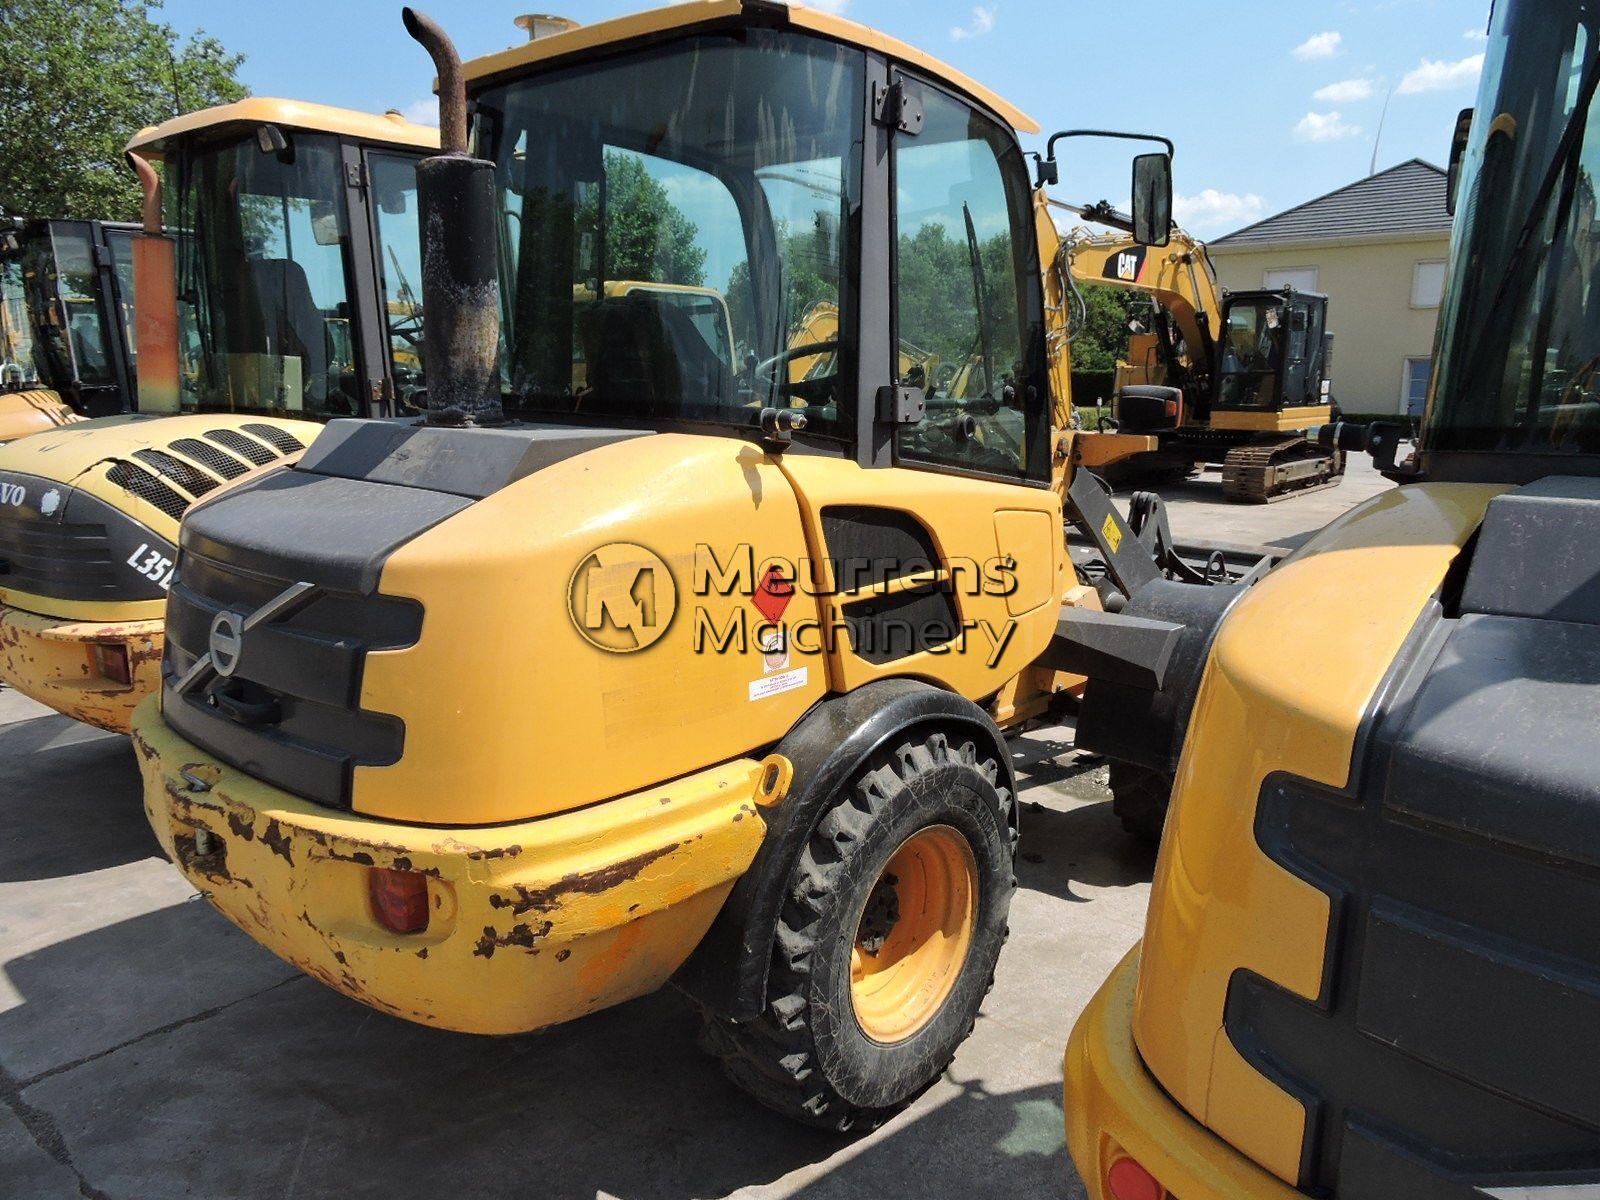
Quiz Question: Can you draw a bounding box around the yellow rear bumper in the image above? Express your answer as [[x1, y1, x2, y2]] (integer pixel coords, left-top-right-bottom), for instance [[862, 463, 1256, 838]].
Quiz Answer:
[[0, 606, 163, 733], [1065, 946, 1302, 1200], [131, 698, 770, 1034]]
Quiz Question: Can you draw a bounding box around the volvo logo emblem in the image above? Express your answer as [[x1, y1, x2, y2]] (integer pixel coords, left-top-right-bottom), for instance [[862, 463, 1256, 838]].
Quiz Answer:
[[208, 611, 246, 678]]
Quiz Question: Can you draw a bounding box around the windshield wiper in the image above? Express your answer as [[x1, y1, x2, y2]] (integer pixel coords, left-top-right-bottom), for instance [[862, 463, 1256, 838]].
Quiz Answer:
[[962, 203, 995, 399]]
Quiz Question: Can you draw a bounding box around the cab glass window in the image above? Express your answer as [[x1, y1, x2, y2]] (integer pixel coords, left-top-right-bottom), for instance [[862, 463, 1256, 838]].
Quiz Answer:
[[104, 229, 139, 375], [0, 249, 41, 386], [893, 83, 1046, 479], [475, 31, 864, 440], [369, 152, 426, 411], [169, 132, 360, 415], [49, 226, 115, 388]]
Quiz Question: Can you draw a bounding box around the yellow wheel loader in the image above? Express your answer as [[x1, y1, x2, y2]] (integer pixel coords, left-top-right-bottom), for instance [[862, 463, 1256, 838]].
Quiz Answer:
[[1067, 2, 1600, 1195], [1063, 218, 1345, 502], [129, 0, 1235, 1130], [0, 217, 142, 441], [0, 99, 438, 732]]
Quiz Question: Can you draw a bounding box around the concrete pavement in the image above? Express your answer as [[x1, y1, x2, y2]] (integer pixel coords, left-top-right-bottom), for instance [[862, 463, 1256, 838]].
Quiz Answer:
[[0, 463, 1393, 1200]]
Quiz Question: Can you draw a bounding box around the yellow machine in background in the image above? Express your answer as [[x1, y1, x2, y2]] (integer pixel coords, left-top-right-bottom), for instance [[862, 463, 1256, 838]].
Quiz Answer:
[[0, 99, 437, 732], [0, 218, 143, 441], [1067, 1, 1600, 1195], [131, 0, 1226, 1131], [1065, 221, 1345, 502]]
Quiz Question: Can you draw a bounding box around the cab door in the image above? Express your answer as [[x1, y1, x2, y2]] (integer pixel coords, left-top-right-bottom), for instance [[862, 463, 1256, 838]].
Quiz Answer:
[[780, 65, 1062, 701], [347, 146, 429, 416]]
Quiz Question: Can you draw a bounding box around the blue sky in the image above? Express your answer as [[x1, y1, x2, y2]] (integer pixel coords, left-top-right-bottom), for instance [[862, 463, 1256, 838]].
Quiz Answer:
[[158, 0, 1493, 237]]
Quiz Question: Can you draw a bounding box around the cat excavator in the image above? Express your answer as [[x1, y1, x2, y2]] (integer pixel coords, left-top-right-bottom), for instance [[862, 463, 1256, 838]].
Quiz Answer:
[[0, 217, 141, 442], [1064, 218, 1346, 502], [128, 0, 1243, 1132], [0, 99, 437, 731]]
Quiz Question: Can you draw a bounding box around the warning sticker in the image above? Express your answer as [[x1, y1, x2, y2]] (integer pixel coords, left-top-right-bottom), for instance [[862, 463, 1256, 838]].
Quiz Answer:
[[1100, 513, 1123, 554], [750, 666, 808, 702]]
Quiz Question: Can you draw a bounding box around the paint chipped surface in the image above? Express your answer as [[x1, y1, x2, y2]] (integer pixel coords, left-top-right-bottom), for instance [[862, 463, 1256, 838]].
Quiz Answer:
[[132, 697, 770, 1036], [0, 607, 163, 733]]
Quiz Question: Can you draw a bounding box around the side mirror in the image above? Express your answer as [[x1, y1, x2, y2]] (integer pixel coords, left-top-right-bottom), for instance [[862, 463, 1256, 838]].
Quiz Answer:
[[1132, 152, 1173, 247], [255, 124, 289, 156], [1446, 107, 1473, 216]]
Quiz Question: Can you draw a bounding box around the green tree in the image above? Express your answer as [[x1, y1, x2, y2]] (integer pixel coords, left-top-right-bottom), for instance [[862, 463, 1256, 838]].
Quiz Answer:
[[0, 0, 247, 221], [585, 151, 707, 287], [1069, 284, 1148, 374], [724, 214, 838, 353]]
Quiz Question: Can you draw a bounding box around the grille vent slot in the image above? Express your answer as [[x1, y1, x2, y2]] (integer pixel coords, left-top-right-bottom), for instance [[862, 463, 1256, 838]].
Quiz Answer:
[[241, 423, 305, 455], [105, 461, 189, 521], [133, 448, 219, 500], [170, 437, 249, 480], [203, 428, 276, 466]]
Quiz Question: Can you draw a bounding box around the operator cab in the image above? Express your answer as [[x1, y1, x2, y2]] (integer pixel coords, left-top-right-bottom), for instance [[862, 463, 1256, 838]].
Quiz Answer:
[[469, 9, 1167, 481], [0, 218, 139, 417], [129, 101, 439, 419], [1214, 288, 1331, 414]]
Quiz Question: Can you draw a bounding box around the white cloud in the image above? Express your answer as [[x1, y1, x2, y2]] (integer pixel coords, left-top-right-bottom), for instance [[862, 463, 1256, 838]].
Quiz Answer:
[[1464, 25, 1488, 41], [1293, 31, 1342, 61], [1314, 77, 1375, 103], [1398, 53, 1485, 94], [950, 5, 997, 41], [401, 98, 437, 127], [1294, 111, 1363, 143], [1174, 189, 1268, 234]]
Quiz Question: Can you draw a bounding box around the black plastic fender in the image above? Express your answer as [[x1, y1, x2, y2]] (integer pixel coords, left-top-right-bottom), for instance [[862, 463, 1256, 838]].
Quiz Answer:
[[673, 678, 1017, 1022]]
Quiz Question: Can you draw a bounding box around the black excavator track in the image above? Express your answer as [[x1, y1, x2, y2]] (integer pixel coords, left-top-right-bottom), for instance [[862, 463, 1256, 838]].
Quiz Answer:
[[1222, 437, 1346, 503]]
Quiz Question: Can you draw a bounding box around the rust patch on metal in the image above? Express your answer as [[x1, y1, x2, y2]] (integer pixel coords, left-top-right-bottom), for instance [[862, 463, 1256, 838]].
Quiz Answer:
[[226, 810, 255, 842], [555, 948, 571, 962], [173, 829, 230, 883], [472, 920, 553, 959], [468, 844, 522, 861], [487, 843, 682, 917], [261, 820, 294, 867]]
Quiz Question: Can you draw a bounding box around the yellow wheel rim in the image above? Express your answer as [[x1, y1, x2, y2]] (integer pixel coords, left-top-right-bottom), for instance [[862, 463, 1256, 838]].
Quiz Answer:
[[850, 824, 978, 1044]]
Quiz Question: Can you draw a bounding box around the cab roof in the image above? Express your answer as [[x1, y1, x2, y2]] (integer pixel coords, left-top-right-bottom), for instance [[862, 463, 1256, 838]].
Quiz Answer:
[[462, 0, 1038, 135], [125, 98, 440, 157]]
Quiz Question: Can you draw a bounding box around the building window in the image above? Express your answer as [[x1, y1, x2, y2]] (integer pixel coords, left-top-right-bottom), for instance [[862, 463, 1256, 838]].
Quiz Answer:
[[1403, 356, 1433, 417], [1412, 260, 1447, 308], [1264, 266, 1319, 292]]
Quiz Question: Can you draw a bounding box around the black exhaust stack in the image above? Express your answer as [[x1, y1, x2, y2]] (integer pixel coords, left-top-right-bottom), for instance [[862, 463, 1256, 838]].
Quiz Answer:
[[403, 7, 504, 426]]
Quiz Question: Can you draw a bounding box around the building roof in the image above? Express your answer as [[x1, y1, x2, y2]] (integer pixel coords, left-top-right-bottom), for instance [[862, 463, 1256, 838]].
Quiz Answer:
[[462, 1, 1038, 135], [126, 99, 439, 157], [1214, 158, 1450, 248]]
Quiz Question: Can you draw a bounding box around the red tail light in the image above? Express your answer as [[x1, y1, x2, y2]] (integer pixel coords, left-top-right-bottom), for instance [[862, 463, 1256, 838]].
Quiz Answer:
[[1107, 1156, 1165, 1200], [368, 867, 430, 933], [91, 642, 132, 686]]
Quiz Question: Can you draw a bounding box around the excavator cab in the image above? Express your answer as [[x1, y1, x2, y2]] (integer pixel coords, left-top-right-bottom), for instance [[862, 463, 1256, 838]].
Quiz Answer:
[[1214, 288, 1331, 415], [0, 218, 139, 440]]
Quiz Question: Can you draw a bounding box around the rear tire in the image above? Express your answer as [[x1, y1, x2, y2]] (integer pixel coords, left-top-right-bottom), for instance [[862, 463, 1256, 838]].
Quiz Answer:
[[1110, 761, 1172, 843], [699, 730, 1015, 1131]]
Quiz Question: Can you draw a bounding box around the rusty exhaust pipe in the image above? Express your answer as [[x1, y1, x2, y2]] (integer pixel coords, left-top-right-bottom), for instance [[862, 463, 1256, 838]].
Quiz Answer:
[[128, 151, 163, 233], [402, 7, 504, 426]]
